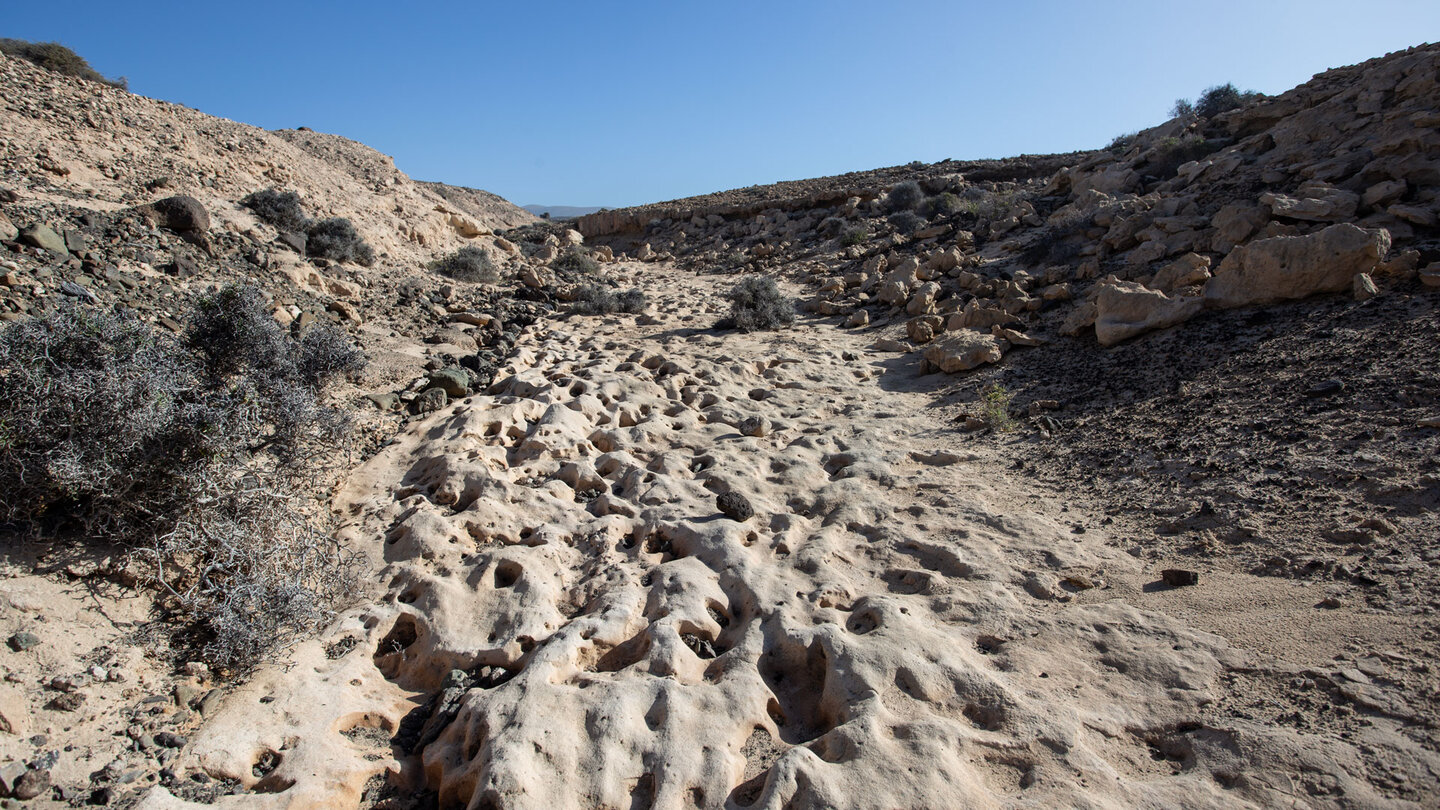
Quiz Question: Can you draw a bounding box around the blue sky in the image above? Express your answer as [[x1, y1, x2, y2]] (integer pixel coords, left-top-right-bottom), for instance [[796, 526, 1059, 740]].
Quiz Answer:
[[6, 1, 1438, 207]]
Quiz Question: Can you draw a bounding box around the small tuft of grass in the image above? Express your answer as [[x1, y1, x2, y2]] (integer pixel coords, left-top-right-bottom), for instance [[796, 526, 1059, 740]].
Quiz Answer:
[[981, 383, 1017, 432]]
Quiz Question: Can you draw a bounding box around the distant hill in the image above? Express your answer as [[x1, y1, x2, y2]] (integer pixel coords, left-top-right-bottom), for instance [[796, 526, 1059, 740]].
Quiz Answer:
[[523, 204, 606, 219]]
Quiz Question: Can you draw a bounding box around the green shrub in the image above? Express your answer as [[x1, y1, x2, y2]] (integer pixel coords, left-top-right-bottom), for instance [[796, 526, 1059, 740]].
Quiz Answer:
[[923, 192, 963, 218], [241, 188, 310, 233], [1107, 132, 1138, 151], [841, 226, 870, 247], [0, 38, 126, 89], [885, 180, 924, 213], [725, 276, 794, 332], [306, 217, 375, 266], [430, 246, 497, 283], [980, 384, 1017, 432], [1171, 83, 1262, 120], [0, 287, 364, 670], [1195, 83, 1260, 118], [553, 247, 600, 275]]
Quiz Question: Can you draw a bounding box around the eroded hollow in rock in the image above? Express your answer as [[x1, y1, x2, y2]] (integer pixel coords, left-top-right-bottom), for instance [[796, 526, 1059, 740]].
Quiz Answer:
[[374, 613, 421, 679], [758, 639, 836, 745]]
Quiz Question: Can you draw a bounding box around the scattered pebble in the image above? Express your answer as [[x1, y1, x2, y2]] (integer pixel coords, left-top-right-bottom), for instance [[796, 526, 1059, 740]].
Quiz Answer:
[[1160, 569, 1199, 587]]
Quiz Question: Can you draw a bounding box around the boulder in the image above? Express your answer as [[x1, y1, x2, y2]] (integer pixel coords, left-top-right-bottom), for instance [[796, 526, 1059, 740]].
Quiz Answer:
[[326, 299, 361, 323], [1209, 202, 1269, 252], [1074, 165, 1139, 196], [143, 195, 210, 233], [428, 368, 471, 398], [1039, 283, 1072, 301], [1204, 223, 1391, 309], [0, 211, 16, 242], [1094, 280, 1202, 346], [1387, 203, 1437, 227], [18, 223, 68, 254], [412, 387, 448, 414], [716, 492, 754, 522], [447, 213, 490, 237], [928, 247, 963, 272], [922, 331, 1006, 373], [876, 280, 909, 306], [906, 315, 944, 345], [993, 325, 1042, 347], [906, 282, 940, 316]]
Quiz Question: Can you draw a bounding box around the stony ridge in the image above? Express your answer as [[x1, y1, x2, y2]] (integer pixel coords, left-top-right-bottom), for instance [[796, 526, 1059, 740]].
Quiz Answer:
[[574, 153, 1092, 238]]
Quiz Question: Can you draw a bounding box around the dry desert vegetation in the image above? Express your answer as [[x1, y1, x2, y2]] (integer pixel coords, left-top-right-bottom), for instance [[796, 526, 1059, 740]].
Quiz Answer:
[[0, 38, 1438, 810]]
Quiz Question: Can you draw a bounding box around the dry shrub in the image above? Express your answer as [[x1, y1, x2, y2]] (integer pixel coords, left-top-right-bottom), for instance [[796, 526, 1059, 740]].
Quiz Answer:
[[0, 286, 365, 670], [430, 246, 498, 283], [553, 247, 600, 275], [725, 276, 794, 332], [571, 285, 647, 315], [241, 188, 310, 233], [0, 38, 126, 89], [306, 217, 375, 266]]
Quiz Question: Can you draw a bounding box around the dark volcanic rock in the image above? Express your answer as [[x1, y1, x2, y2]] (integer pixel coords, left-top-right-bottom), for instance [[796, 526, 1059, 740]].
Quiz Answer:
[[144, 195, 210, 233], [717, 491, 754, 522]]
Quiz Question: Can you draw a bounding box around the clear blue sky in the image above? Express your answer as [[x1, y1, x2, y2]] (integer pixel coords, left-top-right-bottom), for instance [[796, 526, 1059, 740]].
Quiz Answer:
[[6, 1, 1438, 207]]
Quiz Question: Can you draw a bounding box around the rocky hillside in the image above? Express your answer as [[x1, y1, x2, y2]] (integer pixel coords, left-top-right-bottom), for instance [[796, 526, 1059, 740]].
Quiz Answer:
[[580, 42, 1440, 605], [0, 50, 534, 264]]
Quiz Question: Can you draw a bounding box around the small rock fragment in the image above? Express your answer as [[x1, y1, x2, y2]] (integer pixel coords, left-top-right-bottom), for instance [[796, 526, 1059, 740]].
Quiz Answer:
[[1160, 569, 1199, 587], [412, 387, 448, 414], [717, 492, 754, 522], [12, 767, 49, 800], [737, 416, 770, 437]]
